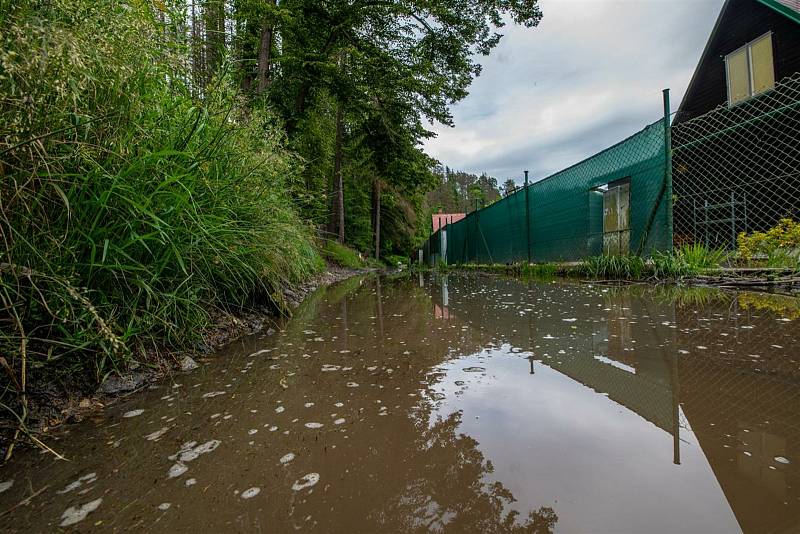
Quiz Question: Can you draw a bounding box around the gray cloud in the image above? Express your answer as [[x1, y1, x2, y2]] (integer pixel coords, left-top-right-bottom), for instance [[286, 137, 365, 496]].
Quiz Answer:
[[424, 0, 725, 185]]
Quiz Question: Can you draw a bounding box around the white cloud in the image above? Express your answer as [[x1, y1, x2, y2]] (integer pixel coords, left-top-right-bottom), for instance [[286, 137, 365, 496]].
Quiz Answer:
[[423, 0, 725, 184]]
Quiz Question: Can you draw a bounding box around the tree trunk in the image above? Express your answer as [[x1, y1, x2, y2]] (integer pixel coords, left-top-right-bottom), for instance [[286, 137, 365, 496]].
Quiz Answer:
[[256, 1, 276, 93], [372, 179, 381, 260], [335, 104, 345, 243], [203, 0, 225, 87]]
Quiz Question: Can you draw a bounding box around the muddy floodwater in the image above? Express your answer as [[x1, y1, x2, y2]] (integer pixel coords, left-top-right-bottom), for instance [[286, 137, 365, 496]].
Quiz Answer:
[[2, 274, 800, 533]]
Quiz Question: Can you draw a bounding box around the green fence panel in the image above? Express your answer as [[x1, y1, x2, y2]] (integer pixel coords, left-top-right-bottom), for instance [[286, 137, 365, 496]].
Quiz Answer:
[[422, 117, 671, 264]]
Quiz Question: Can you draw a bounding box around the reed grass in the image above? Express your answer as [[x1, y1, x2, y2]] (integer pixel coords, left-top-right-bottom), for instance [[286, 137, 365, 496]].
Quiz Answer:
[[0, 0, 322, 441]]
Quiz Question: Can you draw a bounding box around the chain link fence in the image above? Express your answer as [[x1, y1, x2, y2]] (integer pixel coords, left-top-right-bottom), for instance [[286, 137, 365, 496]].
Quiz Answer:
[[672, 73, 800, 249], [421, 73, 800, 264]]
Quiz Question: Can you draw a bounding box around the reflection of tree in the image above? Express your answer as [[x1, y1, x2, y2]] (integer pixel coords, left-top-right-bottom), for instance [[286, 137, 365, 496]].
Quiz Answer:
[[373, 410, 557, 533]]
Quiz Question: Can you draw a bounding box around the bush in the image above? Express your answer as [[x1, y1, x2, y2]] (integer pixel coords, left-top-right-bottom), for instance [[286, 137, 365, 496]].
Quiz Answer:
[[737, 218, 800, 266], [383, 254, 409, 268], [0, 0, 321, 392]]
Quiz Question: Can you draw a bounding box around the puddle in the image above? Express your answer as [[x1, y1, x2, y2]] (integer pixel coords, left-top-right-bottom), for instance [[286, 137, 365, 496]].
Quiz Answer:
[[1, 274, 800, 532]]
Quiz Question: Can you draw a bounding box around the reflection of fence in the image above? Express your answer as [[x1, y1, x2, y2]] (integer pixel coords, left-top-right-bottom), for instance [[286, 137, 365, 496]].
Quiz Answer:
[[672, 73, 800, 249]]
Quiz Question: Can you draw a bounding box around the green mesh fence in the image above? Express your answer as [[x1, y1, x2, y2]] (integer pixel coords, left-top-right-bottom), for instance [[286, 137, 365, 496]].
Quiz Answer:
[[672, 73, 800, 249], [422, 117, 671, 264]]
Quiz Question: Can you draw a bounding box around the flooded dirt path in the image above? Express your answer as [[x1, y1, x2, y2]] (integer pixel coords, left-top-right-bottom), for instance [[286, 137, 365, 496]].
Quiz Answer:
[[1, 274, 799, 533]]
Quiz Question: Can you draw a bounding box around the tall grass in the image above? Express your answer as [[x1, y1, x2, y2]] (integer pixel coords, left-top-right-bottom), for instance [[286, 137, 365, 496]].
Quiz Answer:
[[0, 0, 321, 429], [675, 243, 728, 270]]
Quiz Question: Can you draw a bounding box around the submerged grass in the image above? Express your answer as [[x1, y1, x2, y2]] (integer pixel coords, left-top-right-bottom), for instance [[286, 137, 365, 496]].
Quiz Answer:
[[0, 0, 321, 444]]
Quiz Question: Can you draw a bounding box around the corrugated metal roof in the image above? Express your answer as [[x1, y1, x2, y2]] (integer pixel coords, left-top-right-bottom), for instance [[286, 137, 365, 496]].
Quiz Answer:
[[776, 0, 800, 12], [758, 0, 800, 23]]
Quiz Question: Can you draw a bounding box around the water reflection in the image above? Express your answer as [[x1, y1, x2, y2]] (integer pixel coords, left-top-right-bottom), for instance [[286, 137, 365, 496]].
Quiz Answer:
[[424, 274, 800, 533], [0, 274, 798, 533]]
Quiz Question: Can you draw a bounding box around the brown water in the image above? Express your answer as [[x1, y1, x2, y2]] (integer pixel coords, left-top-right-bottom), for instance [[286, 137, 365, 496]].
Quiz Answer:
[[1, 273, 800, 533]]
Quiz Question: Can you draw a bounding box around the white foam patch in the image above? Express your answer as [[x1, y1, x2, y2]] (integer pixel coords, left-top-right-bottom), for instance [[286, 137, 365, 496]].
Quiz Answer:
[[202, 391, 226, 398], [346, 382, 359, 388], [292, 473, 320, 491], [56, 473, 97, 494], [145, 427, 169, 441], [59, 498, 103, 527], [167, 440, 221, 478], [185, 478, 197, 486], [158, 502, 171, 511], [280, 453, 295, 464], [123, 409, 144, 418], [334, 418, 345, 425], [304, 422, 323, 429], [168, 463, 188, 479], [240, 487, 261, 499], [321, 365, 341, 372], [275, 406, 285, 413]]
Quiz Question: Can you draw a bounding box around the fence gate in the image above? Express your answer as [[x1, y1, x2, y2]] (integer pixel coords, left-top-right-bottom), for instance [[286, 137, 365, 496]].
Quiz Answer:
[[603, 181, 631, 255]]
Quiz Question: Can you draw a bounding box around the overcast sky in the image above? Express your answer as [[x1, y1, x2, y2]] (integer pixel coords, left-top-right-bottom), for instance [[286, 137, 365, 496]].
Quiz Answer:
[[423, 0, 726, 185]]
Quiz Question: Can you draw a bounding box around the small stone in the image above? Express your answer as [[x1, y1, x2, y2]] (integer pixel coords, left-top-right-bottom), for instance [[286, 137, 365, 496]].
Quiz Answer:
[[180, 356, 199, 372]]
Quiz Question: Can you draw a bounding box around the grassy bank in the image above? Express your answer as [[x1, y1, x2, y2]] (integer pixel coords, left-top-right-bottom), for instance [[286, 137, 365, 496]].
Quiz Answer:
[[0, 1, 324, 439]]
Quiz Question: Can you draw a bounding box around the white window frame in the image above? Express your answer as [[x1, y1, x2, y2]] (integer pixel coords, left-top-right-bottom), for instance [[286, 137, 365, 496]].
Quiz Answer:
[[725, 31, 774, 106]]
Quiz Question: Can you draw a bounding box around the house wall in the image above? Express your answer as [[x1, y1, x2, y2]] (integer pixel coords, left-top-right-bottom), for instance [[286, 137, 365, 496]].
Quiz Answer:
[[676, 0, 800, 123]]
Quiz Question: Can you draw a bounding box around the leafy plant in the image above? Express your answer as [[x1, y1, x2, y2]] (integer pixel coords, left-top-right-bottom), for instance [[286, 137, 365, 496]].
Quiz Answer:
[[737, 218, 800, 261], [676, 243, 728, 270]]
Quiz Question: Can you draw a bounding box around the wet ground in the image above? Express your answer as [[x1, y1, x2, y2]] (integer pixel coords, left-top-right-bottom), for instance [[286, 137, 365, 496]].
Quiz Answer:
[[1, 273, 799, 533]]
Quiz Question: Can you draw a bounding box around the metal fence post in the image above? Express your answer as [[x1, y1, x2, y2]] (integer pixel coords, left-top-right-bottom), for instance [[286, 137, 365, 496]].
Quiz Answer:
[[663, 89, 674, 249], [524, 170, 531, 264]]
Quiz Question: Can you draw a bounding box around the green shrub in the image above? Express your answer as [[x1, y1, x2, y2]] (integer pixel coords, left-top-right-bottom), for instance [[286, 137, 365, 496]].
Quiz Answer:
[[0, 0, 321, 391], [383, 254, 409, 268], [737, 218, 800, 261]]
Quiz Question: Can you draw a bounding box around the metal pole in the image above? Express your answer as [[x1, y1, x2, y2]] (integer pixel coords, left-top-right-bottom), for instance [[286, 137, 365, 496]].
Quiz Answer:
[[663, 89, 674, 249], [524, 170, 531, 264]]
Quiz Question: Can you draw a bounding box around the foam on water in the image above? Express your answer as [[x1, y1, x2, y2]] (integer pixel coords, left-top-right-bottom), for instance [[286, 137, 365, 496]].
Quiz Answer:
[[291, 473, 320, 491], [59, 498, 103, 527]]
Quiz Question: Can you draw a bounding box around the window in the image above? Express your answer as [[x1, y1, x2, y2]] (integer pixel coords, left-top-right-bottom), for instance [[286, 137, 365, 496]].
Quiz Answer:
[[725, 33, 775, 106]]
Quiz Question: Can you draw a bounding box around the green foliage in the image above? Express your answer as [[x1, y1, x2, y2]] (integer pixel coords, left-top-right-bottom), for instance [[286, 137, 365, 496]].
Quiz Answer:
[[0, 0, 321, 389], [383, 254, 409, 268], [580, 256, 647, 280], [676, 243, 729, 270], [650, 252, 694, 279], [520, 263, 558, 279], [321, 240, 367, 269], [580, 254, 696, 280], [737, 218, 800, 270]]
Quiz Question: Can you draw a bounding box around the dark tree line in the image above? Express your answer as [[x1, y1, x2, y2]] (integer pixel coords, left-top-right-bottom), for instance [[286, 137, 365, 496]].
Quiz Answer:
[[181, 0, 542, 257]]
